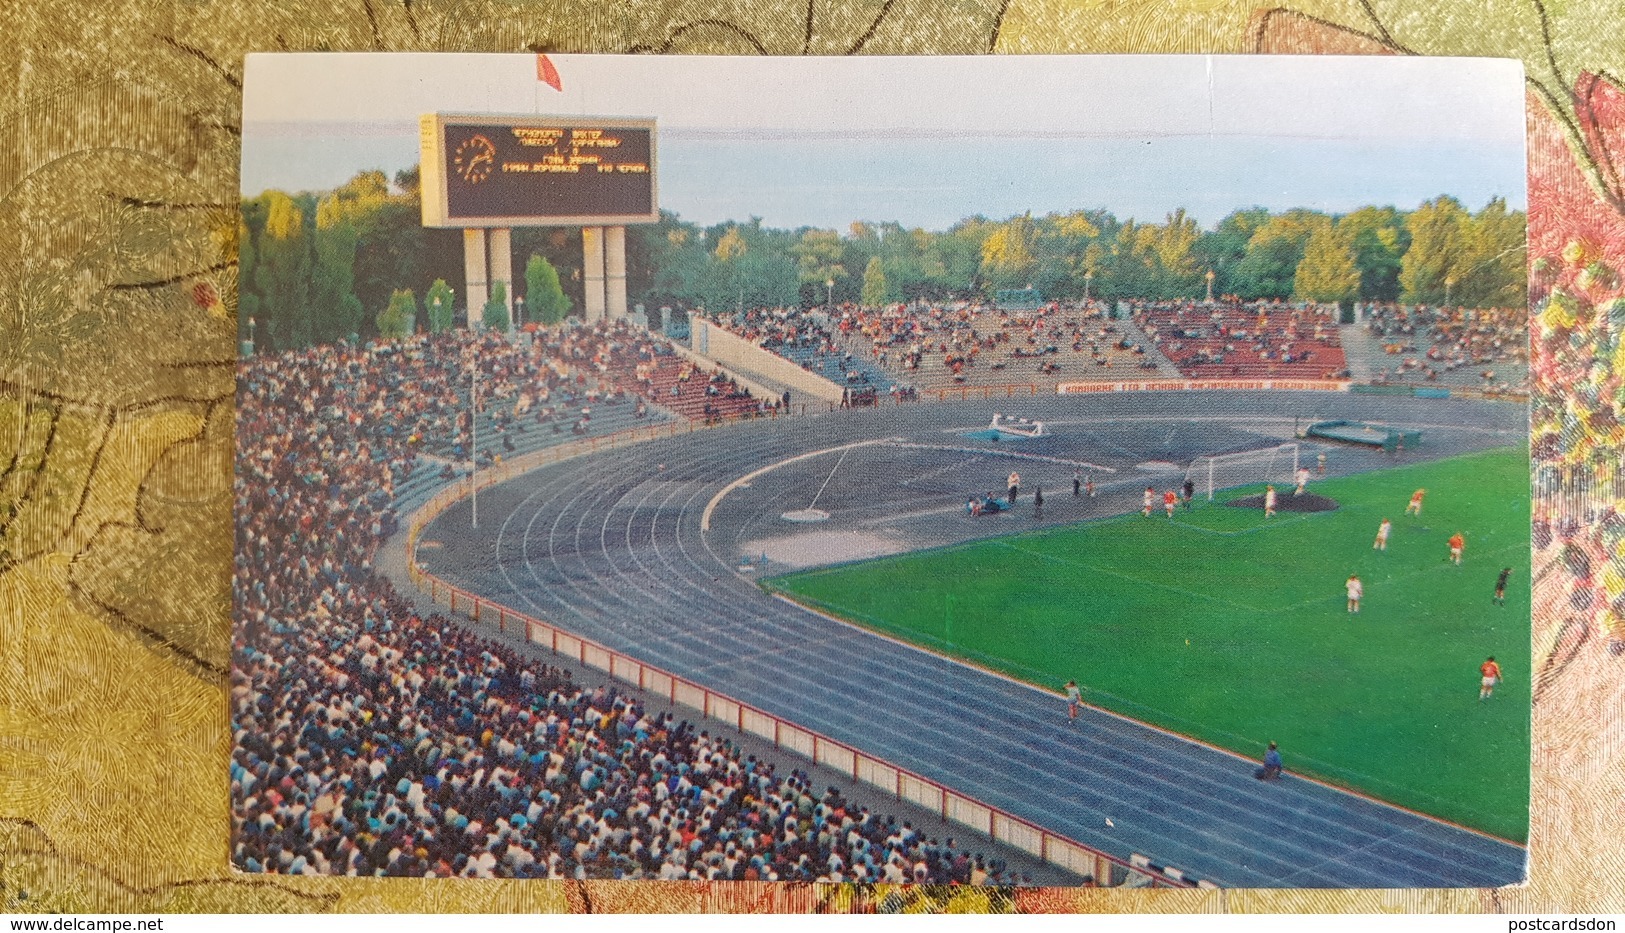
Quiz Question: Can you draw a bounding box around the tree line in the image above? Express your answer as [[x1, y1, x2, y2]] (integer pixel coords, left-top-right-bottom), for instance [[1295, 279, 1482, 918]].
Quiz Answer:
[[238, 167, 1525, 353]]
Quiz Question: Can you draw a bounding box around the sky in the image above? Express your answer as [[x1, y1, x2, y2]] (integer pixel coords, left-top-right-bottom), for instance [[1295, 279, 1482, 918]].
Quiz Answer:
[[241, 54, 1528, 231]]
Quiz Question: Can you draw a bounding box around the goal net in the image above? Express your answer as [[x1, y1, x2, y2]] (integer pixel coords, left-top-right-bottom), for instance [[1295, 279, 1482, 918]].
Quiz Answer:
[[1184, 443, 1300, 501]]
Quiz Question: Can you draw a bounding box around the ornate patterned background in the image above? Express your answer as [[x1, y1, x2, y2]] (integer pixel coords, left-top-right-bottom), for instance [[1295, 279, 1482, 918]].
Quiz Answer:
[[1, 0, 1621, 914]]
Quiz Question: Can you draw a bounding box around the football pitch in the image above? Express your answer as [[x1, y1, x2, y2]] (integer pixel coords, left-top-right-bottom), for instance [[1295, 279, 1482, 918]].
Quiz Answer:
[[766, 447, 1531, 842]]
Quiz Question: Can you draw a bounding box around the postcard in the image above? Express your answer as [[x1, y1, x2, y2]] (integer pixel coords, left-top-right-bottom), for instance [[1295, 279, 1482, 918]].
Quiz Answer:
[[234, 53, 1529, 888]]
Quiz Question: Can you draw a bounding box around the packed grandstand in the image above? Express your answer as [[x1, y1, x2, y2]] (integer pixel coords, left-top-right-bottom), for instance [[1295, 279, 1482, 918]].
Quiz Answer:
[[698, 299, 1527, 398], [235, 320, 1059, 882], [234, 298, 1528, 882]]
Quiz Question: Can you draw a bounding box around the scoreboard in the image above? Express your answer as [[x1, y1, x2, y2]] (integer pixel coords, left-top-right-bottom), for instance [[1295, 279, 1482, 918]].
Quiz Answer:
[[419, 113, 658, 228]]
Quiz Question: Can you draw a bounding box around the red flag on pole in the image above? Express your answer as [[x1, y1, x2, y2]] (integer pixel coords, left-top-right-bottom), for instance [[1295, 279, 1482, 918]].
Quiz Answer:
[[536, 54, 562, 92]]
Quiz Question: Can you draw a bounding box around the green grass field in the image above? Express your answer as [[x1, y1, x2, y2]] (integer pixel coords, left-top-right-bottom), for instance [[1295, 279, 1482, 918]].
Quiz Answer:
[[767, 447, 1531, 841]]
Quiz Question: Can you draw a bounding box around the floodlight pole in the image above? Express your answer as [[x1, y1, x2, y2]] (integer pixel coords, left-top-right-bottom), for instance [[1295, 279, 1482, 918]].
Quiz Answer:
[[470, 349, 479, 530]]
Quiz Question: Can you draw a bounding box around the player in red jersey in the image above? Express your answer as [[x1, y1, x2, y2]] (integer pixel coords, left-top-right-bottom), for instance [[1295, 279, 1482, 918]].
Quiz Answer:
[[1479, 656, 1502, 700], [1406, 488, 1425, 516]]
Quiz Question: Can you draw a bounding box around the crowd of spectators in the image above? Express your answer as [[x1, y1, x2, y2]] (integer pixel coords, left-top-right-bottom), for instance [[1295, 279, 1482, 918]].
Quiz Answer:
[[248, 324, 663, 476], [828, 299, 1164, 387], [703, 300, 1163, 394], [667, 298, 1535, 396], [1132, 300, 1349, 380], [1361, 304, 1529, 393], [234, 331, 1039, 882], [603, 338, 769, 423]]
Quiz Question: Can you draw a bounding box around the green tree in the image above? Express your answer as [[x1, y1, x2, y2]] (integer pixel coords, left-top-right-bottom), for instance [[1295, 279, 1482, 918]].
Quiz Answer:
[[980, 214, 1038, 292], [1400, 195, 1472, 304], [376, 288, 417, 339], [1029, 211, 1101, 300], [713, 226, 748, 262], [928, 217, 991, 296], [1233, 210, 1327, 300], [689, 219, 801, 313], [644, 227, 710, 309], [630, 211, 705, 309], [1294, 221, 1361, 302], [425, 278, 456, 334], [866, 221, 933, 302], [902, 227, 955, 300], [394, 165, 421, 198], [312, 196, 364, 344], [1196, 208, 1270, 298], [860, 256, 889, 307], [737, 250, 801, 310], [1152, 208, 1203, 298], [1339, 206, 1409, 301], [791, 228, 847, 285], [1453, 198, 1528, 308], [256, 191, 312, 351], [1098, 218, 1160, 299], [482, 280, 510, 331], [705, 224, 751, 312], [525, 254, 572, 324]]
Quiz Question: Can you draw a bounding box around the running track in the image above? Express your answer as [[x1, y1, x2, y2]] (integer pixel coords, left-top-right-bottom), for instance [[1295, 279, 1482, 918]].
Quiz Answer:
[[413, 391, 1528, 887]]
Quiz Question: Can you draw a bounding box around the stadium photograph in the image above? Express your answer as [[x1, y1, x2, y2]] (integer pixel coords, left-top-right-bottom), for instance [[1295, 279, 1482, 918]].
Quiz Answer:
[[234, 53, 1531, 888]]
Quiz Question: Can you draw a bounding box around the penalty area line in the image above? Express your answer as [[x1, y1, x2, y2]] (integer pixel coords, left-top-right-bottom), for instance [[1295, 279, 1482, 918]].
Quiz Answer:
[[1168, 510, 1320, 537]]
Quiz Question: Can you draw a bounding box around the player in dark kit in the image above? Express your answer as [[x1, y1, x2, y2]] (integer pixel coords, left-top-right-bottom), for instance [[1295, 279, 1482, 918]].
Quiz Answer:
[[1494, 567, 1512, 606], [1181, 479, 1195, 510]]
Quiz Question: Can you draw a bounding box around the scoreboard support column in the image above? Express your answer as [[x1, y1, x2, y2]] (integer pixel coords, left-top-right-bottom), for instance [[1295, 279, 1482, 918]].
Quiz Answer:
[[583, 226, 607, 323], [606, 226, 628, 321], [489, 227, 515, 328], [462, 228, 488, 329]]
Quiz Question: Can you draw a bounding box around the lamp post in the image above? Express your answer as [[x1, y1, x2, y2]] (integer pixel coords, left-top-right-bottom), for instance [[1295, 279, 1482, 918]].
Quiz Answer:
[[514, 295, 525, 328], [1444, 274, 1457, 308], [467, 347, 479, 529], [1205, 269, 1215, 304], [1083, 271, 1093, 303], [826, 277, 834, 313]]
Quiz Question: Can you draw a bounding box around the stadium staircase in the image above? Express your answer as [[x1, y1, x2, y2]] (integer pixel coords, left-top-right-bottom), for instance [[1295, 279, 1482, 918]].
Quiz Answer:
[[1336, 323, 1385, 383]]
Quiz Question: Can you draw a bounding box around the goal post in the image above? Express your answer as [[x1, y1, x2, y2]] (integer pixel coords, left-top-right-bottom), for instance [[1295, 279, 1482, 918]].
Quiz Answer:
[[1185, 443, 1300, 501]]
